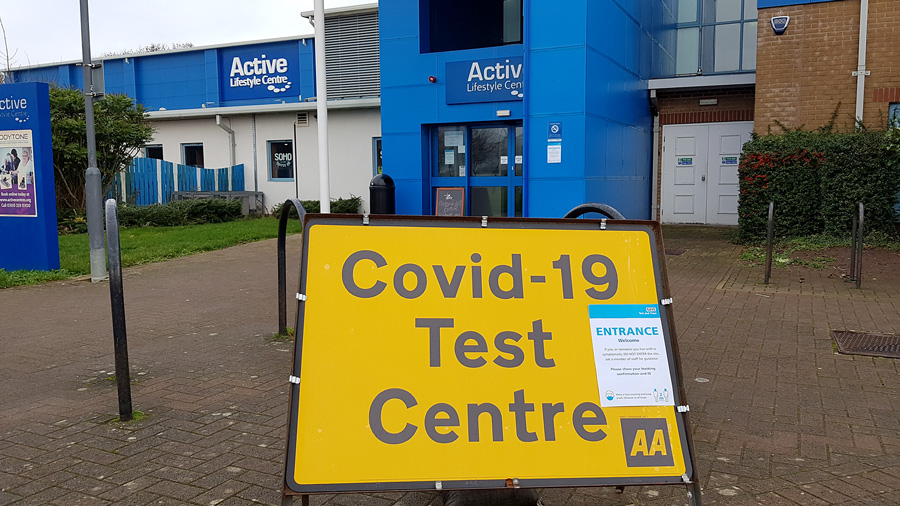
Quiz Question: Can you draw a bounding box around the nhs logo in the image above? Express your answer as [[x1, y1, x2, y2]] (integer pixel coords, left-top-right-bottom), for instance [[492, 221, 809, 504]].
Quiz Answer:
[[446, 57, 524, 105]]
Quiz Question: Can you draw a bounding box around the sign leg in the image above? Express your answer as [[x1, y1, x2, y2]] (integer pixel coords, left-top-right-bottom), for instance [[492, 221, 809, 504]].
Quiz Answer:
[[687, 481, 702, 506]]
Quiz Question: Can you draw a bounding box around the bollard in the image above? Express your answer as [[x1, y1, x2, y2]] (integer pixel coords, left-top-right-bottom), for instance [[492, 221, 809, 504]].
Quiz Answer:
[[764, 202, 774, 285], [856, 203, 864, 289], [850, 206, 858, 281], [369, 174, 395, 214], [105, 199, 133, 421]]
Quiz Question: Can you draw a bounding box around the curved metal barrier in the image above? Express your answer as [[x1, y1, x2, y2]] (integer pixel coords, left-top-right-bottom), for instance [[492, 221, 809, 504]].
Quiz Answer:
[[277, 199, 307, 336], [563, 202, 626, 220]]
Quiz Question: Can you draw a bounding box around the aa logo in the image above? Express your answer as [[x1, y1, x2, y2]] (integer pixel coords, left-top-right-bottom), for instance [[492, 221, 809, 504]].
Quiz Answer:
[[620, 418, 674, 467]]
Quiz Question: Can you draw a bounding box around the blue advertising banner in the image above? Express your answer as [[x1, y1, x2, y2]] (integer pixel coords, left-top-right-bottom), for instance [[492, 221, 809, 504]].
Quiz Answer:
[[445, 57, 524, 105], [0, 82, 59, 271], [219, 42, 301, 102]]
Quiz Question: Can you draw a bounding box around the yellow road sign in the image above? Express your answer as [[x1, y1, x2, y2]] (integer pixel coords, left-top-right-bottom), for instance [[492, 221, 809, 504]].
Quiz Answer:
[[284, 216, 695, 493]]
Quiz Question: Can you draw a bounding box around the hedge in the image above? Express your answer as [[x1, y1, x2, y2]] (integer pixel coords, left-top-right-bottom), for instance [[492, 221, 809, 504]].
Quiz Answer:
[[738, 129, 900, 242], [115, 199, 243, 228], [271, 195, 362, 219]]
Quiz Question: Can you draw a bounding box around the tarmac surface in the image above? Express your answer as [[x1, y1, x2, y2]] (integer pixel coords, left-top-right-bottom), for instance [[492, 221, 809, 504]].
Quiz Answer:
[[2, 225, 900, 505]]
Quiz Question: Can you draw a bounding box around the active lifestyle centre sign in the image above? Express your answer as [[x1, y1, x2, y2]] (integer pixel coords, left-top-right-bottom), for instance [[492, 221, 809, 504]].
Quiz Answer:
[[446, 57, 524, 105], [282, 215, 701, 501], [219, 42, 300, 102], [0, 82, 59, 271]]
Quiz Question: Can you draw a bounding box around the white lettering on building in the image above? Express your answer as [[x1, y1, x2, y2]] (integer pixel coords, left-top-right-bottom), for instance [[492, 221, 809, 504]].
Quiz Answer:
[[466, 60, 523, 95], [228, 54, 292, 93], [0, 97, 28, 110]]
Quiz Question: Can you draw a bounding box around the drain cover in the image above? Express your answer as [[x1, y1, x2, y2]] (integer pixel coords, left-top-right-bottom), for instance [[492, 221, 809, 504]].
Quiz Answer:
[[666, 249, 686, 256], [832, 331, 900, 358]]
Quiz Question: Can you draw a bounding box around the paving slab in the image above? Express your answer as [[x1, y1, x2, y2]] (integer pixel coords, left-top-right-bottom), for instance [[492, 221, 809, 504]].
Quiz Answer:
[[1, 226, 900, 505]]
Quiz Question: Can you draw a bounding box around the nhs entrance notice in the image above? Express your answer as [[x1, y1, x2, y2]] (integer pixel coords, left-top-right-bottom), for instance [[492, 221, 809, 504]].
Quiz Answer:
[[283, 216, 699, 495]]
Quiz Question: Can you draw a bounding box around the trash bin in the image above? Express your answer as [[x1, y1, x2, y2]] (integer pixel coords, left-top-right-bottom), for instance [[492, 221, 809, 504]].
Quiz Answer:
[[369, 173, 395, 214]]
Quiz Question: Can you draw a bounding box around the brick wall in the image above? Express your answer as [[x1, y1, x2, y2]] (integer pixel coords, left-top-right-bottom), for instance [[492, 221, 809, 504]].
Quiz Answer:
[[756, 0, 900, 133], [657, 87, 756, 127]]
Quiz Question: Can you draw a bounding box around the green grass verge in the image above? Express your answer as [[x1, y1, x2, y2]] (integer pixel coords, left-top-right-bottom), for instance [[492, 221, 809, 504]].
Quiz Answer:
[[0, 218, 303, 289], [739, 232, 900, 269]]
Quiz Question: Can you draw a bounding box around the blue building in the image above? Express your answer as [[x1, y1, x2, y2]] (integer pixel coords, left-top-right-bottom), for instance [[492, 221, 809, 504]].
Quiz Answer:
[[379, 1, 676, 219], [10, 2, 790, 223], [10, 5, 382, 211]]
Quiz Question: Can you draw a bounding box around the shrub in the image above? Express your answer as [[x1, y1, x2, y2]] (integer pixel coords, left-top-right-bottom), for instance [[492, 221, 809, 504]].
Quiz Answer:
[[271, 195, 362, 219], [739, 129, 900, 242], [114, 199, 242, 228], [57, 208, 89, 235]]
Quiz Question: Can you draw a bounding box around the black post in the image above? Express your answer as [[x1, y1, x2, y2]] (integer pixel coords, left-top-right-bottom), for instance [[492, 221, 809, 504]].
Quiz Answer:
[[764, 202, 774, 285], [278, 199, 307, 336], [856, 202, 864, 289], [105, 199, 133, 421], [850, 206, 858, 281]]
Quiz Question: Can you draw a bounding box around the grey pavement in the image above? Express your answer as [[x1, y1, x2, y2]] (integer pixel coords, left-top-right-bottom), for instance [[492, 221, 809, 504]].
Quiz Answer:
[[2, 226, 900, 505]]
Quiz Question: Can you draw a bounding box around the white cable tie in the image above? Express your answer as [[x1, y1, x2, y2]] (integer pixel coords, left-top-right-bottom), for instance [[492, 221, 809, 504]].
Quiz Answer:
[[435, 481, 442, 490], [661, 298, 673, 306], [481, 216, 488, 228], [296, 293, 307, 301], [363, 214, 370, 225], [288, 375, 300, 384], [677, 405, 690, 413], [600, 218, 607, 230]]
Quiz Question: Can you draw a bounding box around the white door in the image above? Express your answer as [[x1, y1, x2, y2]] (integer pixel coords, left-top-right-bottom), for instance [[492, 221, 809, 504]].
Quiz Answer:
[[661, 125, 708, 224], [661, 122, 752, 225]]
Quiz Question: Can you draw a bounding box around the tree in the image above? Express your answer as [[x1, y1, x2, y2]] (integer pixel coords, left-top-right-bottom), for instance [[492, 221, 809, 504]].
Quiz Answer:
[[100, 42, 194, 58], [0, 15, 18, 83], [49, 87, 155, 210]]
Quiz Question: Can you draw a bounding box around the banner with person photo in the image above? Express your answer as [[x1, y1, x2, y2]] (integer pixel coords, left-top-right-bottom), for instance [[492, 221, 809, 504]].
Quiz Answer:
[[0, 130, 37, 217]]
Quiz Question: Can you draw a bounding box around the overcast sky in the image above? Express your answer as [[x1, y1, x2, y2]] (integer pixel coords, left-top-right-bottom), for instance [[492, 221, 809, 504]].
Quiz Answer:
[[0, 0, 370, 68]]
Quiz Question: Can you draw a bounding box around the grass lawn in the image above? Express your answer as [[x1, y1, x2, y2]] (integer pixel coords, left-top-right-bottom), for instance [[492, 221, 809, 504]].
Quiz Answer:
[[0, 218, 303, 289]]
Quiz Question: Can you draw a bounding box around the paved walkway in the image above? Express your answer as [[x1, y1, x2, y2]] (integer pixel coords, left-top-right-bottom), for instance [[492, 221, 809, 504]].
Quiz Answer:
[[1, 226, 900, 505]]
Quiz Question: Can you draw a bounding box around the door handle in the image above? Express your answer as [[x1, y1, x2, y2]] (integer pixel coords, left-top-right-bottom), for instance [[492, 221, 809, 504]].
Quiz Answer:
[[701, 175, 706, 182]]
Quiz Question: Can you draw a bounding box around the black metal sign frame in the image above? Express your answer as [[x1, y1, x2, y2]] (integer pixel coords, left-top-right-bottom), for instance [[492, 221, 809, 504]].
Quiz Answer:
[[281, 214, 701, 505]]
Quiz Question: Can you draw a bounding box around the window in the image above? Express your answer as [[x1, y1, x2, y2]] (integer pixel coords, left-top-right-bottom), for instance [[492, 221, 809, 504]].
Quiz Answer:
[[890, 104, 900, 128], [145, 144, 163, 160], [269, 140, 294, 180], [675, 0, 757, 75], [421, 0, 522, 53], [431, 123, 523, 217], [182, 143, 204, 168], [372, 137, 383, 175]]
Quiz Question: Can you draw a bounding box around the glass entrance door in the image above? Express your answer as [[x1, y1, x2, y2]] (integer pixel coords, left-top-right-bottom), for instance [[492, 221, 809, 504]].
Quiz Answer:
[[432, 123, 523, 217]]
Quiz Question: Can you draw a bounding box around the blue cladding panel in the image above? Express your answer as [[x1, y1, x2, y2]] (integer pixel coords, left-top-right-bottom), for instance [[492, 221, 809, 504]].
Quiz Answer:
[[298, 41, 316, 100], [12, 65, 81, 89], [135, 52, 207, 110]]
